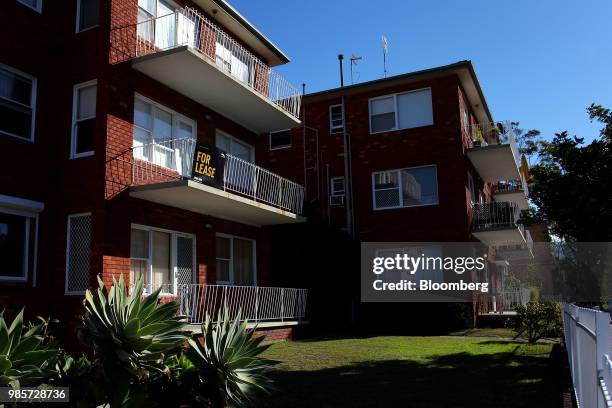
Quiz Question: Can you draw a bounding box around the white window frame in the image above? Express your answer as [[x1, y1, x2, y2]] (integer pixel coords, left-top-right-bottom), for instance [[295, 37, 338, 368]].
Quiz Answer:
[[460, 96, 471, 136], [467, 172, 476, 205], [132, 93, 197, 166], [76, 0, 100, 33], [269, 129, 292, 150], [0, 208, 36, 283], [0, 64, 37, 142], [329, 104, 344, 134], [368, 87, 433, 134], [0, 195, 42, 284], [215, 129, 255, 162], [65, 212, 92, 295], [16, 0, 42, 13], [215, 233, 257, 286], [130, 224, 196, 295], [371, 164, 439, 210], [70, 80, 97, 159], [330, 176, 345, 197]]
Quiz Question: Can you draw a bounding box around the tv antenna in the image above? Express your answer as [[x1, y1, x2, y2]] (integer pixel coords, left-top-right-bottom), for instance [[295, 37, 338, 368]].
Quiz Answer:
[[350, 54, 362, 84], [381, 35, 389, 77]]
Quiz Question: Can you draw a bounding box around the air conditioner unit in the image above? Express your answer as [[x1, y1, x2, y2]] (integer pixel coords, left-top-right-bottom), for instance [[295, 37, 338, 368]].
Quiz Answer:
[[329, 194, 345, 207]]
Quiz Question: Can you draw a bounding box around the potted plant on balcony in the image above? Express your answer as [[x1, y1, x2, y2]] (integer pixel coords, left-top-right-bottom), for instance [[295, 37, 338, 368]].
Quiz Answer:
[[472, 127, 485, 147]]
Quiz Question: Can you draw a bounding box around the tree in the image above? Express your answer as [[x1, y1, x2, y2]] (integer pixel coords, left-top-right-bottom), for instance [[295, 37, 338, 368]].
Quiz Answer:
[[511, 301, 562, 343], [525, 104, 612, 242], [513, 126, 547, 167]]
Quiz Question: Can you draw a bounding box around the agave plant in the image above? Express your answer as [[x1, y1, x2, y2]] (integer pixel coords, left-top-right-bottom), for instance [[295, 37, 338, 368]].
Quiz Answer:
[[186, 309, 276, 407], [78, 274, 189, 380], [0, 310, 59, 388]]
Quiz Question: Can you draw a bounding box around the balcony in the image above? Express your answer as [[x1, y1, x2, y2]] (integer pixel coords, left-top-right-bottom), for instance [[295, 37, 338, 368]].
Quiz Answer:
[[177, 284, 308, 325], [471, 201, 527, 246], [466, 121, 522, 182], [122, 138, 305, 225], [477, 289, 531, 315], [495, 229, 534, 261], [491, 178, 529, 210], [110, 7, 301, 133]]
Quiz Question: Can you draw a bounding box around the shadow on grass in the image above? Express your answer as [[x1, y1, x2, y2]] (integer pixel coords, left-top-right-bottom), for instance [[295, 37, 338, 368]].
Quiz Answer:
[[260, 344, 557, 408]]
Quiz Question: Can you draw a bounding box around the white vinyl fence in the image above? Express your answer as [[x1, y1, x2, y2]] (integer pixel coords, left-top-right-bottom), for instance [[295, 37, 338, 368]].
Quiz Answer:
[[563, 303, 612, 408]]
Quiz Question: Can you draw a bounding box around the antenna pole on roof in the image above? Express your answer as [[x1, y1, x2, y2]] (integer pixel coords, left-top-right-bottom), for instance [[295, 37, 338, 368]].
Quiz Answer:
[[350, 55, 362, 85], [338, 54, 345, 87], [381, 35, 389, 78]]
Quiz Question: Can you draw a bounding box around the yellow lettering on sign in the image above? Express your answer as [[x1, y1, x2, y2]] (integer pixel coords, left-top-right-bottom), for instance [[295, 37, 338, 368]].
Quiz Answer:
[[194, 151, 216, 179]]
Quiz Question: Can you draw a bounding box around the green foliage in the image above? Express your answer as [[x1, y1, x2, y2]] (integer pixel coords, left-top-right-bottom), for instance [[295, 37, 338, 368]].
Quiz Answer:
[[186, 310, 276, 407], [0, 277, 279, 407], [77, 274, 189, 407], [0, 310, 59, 388], [526, 104, 612, 241], [511, 301, 562, 343], [79, 274, 188, 377]]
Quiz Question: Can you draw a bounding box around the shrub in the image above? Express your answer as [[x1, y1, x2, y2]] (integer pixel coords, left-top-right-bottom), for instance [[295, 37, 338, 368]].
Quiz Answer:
[[185, 310, 276, 407], [511, 301, 563, 343], [0, 310, 59, 388], [77, 274, 189, 406], [1, 276, 278, 407]]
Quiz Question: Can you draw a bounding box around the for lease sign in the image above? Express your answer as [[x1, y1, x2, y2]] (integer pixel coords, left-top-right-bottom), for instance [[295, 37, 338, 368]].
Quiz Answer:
[[191, 144, 225, 188]]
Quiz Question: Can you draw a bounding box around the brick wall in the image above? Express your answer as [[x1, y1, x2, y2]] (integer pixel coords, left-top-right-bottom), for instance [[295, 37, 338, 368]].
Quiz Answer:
[[260, 74, 492, 242], [253, 326, 295, 343], [0, 0, 286, 330]]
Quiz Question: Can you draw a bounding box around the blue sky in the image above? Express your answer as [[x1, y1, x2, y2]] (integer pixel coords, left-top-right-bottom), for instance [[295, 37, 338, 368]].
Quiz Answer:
[[232, 0, 612, 142]]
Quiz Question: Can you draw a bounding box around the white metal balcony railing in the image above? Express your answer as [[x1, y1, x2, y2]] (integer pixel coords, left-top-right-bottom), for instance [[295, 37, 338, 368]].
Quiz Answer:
[[492, 178, 528, 195], [129, 138, 304, 214], [177, 284, 308, 324], [470, 121, 520, 164], [471, 201, 523, 232], [496, 229, 534, 255], [477, 289, 531, 314], [120, 7, 301, 119]]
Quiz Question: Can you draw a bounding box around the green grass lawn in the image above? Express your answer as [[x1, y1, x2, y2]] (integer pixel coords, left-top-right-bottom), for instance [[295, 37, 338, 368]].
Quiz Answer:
[[450, 327, 521, 338], [260, 336, 556, 408]]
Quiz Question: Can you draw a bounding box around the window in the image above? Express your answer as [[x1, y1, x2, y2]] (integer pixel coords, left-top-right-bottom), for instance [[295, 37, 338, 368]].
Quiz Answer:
[[370, 96, 396, 133], [467, 172, 476, 204], [330, 177, 345, 196], [460, 96, 471, 136], [137, 0, 191, 49], [372, 165, 438, 209], [269, 129, 292, 150], [17, 0, 42, 12], [0, 195, 42, 283], [133, 95, 195, 171], [76, 0, 100, 32], [369, 88, 433, 133], [130, 225, 195, 294], [215, 234, 256, 286], [0, 65, 36, 141], [215, 38, 251, 84], [329, 104, 344, 133], [216, 130, 254, 162], [71, 80, 97, 158], [65, 213, 92, 294]]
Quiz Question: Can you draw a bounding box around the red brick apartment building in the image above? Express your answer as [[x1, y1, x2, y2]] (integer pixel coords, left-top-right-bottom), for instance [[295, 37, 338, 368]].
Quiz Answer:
[[0, 0, 532, 337], [0, 0, 308, 340], [261, 61, 533, 331]]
